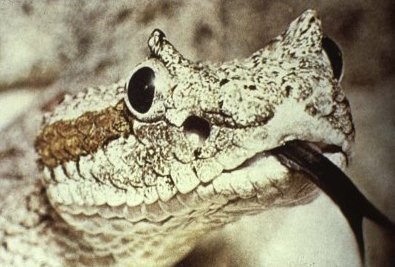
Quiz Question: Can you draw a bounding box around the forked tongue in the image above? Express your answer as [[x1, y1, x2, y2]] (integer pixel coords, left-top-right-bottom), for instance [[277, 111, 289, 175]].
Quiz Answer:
[[271, 140, 395, 262]]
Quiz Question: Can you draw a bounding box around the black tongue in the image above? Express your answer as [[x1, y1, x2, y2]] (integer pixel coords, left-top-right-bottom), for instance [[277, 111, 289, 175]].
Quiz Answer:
[[271, 140, 395, 261]]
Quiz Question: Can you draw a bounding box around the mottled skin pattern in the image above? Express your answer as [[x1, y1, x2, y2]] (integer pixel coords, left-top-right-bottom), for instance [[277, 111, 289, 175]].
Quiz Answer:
[[2, 10, 353, 267]]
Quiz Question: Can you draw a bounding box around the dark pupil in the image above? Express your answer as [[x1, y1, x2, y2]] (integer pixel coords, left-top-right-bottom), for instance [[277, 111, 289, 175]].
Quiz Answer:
[[127, 67, 155, 113]]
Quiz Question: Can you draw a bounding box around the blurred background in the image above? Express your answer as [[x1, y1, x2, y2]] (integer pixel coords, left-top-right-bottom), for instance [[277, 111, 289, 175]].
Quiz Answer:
[[0, 1, 394, 266]]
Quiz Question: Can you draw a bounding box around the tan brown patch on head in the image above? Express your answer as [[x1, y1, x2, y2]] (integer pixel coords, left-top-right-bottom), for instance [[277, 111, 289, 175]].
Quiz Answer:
[[35, 101, 131, 168]]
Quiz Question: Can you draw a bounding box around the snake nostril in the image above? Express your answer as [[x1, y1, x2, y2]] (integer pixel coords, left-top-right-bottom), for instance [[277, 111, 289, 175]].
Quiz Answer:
[[182, 116, 210, 146]]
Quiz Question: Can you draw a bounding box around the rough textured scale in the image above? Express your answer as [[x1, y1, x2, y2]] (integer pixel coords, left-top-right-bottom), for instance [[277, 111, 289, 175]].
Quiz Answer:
[[2, 10, 354, 267]]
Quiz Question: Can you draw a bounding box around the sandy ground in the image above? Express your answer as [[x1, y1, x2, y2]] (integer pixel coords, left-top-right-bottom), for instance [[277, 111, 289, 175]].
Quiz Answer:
[[0, 1, 394, 266]]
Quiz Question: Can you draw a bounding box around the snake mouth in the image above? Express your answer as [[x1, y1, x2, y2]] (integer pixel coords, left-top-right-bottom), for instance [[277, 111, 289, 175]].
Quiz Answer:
[[225, 140, 348, 181], [233, 141, 346, 172], [268, 140, 395, 261]]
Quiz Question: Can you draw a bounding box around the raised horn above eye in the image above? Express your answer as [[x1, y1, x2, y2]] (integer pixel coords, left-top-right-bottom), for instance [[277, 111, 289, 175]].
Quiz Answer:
[[322, 36, 343, 81]]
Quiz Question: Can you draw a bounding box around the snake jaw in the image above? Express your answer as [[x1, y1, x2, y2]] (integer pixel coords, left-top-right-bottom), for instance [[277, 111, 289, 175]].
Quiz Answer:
[[211, 140, 347, 210]]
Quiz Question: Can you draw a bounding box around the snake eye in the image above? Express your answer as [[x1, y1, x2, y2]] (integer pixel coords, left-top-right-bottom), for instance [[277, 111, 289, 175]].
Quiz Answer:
[[322, 36, 343, 80], [126, 67, 155, 113]]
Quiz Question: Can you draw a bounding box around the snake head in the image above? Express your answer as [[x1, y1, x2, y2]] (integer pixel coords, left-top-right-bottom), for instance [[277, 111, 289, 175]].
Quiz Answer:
[[36, 9, 392, 266], [121, 9, 354, 203]]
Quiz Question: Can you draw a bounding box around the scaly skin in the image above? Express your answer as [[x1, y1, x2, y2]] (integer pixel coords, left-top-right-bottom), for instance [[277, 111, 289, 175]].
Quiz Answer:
[[1, 10, 353, 266]]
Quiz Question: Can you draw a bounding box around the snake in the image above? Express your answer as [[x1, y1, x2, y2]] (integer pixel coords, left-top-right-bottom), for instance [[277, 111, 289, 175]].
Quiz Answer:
[[1, 9, 393, 267]]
